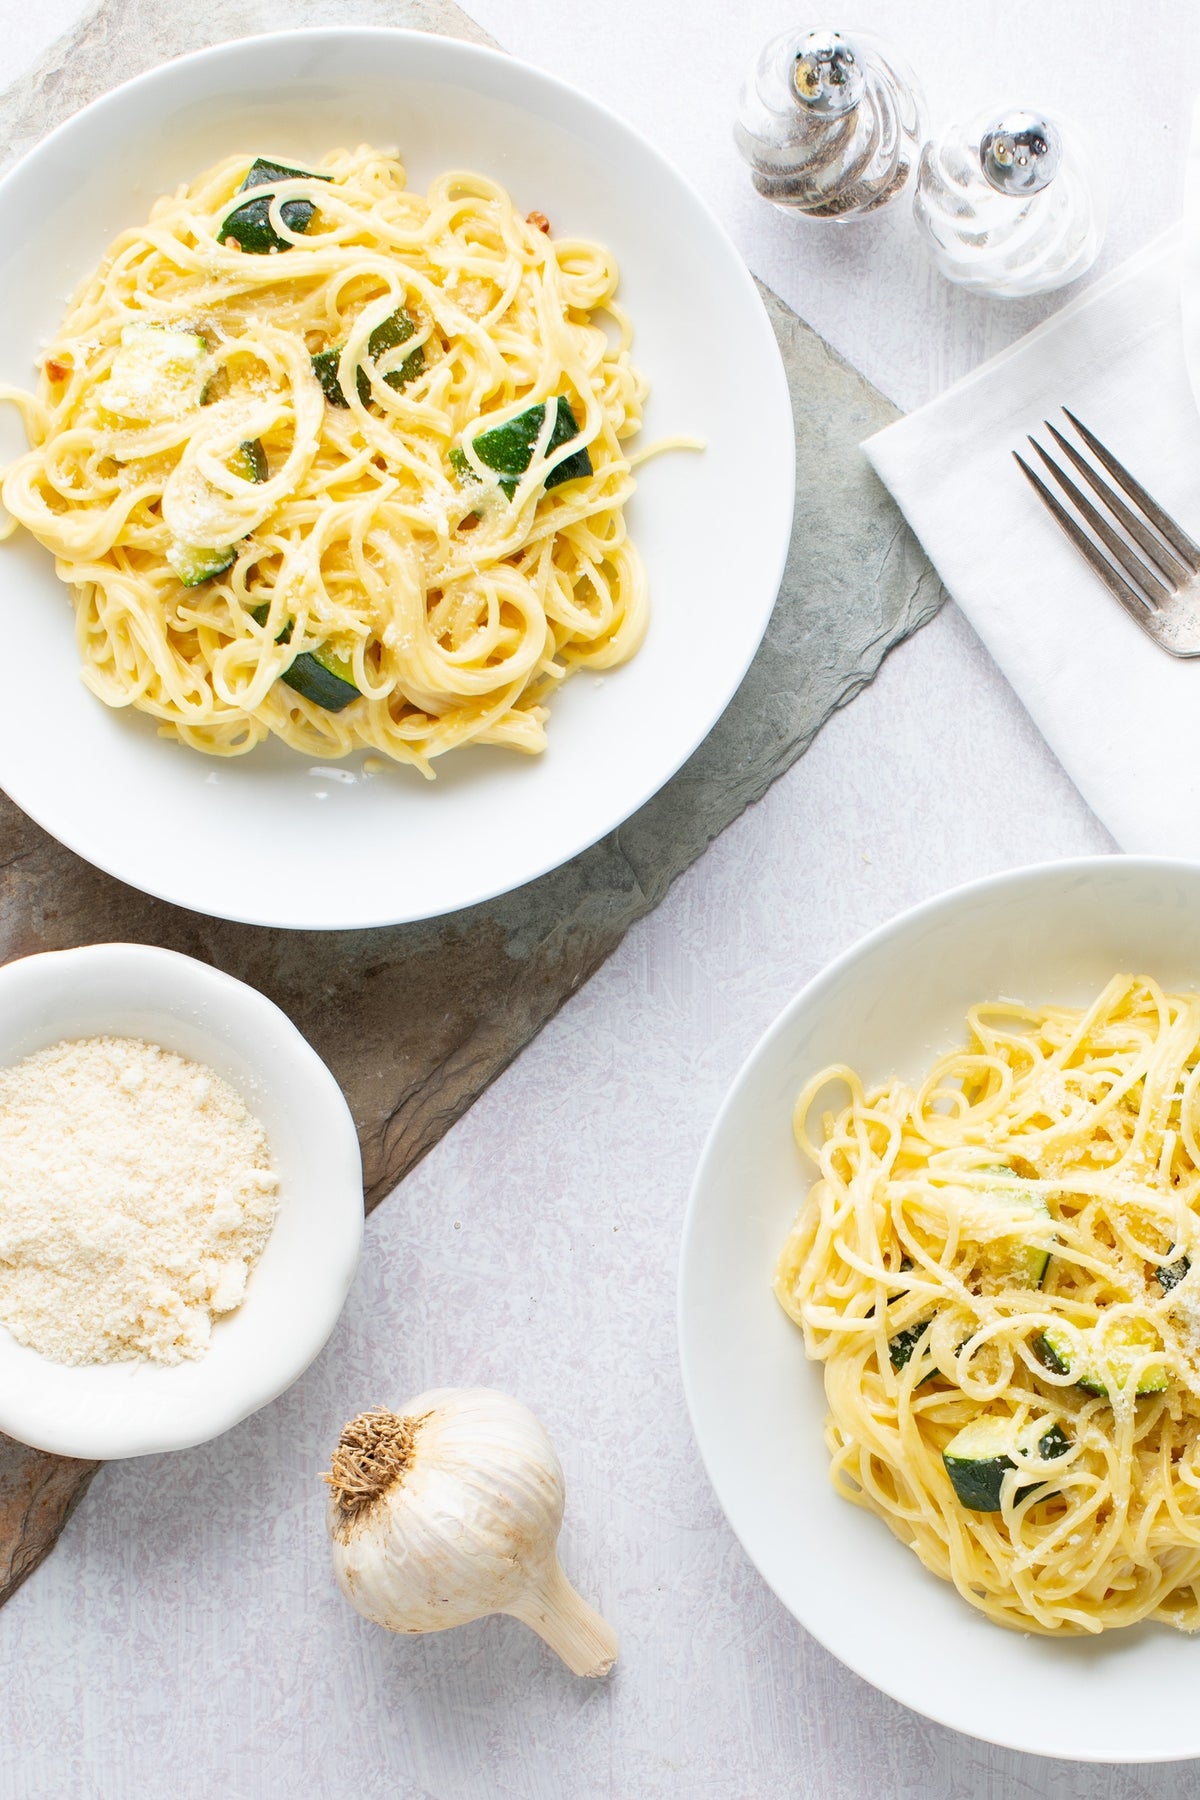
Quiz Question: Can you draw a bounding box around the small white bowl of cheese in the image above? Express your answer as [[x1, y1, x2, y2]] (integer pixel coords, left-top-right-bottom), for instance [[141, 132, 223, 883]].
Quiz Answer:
[[0, 942, 362, 1458]]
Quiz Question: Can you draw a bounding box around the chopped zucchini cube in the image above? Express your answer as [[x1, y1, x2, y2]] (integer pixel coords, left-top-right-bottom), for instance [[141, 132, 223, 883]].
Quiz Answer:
[[888, 1320, 930, 1372], [280, 652, 360, 712], [236, 438, 269, 483], [943, 1416, 1069, 1512], [367, 306, 425, 394], [312, 309, 424, 409], [452, 397, 592, 498], [1034, 1318, 1168, 1397], [968, 1164, 1052, 1288], [249, 603, 360, 713], [1156, 1254, 1190, 1294], [100, 322, 209, 424], [311, 347, 350, 408], [1032, 1329, 1072, 1380], [220, 158, 332, 255], [168, 542, 237, 586]]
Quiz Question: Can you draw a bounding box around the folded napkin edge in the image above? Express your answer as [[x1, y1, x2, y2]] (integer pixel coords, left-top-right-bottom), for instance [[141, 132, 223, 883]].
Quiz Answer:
[[861, 222, 1183, 460]]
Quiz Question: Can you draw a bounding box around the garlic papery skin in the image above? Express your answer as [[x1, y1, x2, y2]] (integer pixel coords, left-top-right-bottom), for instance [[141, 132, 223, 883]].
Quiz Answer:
[[325, 1387, 617, 1677]]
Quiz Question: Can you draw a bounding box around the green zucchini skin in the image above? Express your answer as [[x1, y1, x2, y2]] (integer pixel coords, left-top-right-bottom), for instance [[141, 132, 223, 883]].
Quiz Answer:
[[311, 347, 349, 408], [451, 397, 592, 497], [168, 543, 236, 586], [1028, 1244, 1052, 1288], [237, 438, 269, 483], [888, 1320, 930, 1372], [365, 306, 424, 395], [977, 1164, 1051, 1287], [943, 1419, 1070, 1512], [167, 440, 263, 585], [249, 603, 360, 713], [1034, 1324, 1169, 1397], [1157, 1254, 1190, 1293], [280, 655, 359, 712], [221, 158, 332, 255], [312, 308, 424, 408], [1033, 1330, 1072, 1381]]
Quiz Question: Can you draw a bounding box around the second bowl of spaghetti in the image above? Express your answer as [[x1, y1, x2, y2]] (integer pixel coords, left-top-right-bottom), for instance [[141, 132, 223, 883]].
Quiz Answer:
[[680, 857, 1200, 1763]]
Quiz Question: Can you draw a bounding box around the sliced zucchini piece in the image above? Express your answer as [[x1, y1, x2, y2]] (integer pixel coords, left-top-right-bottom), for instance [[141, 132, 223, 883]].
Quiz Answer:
[[1156, 1254, 1190, 1294], [166, 439, 260, 584], [943, 1416, 1069, 1512], [366, 306, 425, 394], [1034, 1318, 1169, 1397], [249, 604, 360, 713], [450, 397, 592, 498], [970, 1164, 1052, 1288], [311, 309, 424, 408], [236, 438, 269, 483], [311, 346, 350, 408], [220, 158, 332, 255], [888, 1319, 931, 1372], [167, 542, 237, 587], [200, 365, 228, 408], [279, 650, 359, 712], [100, 322, 209, 424]]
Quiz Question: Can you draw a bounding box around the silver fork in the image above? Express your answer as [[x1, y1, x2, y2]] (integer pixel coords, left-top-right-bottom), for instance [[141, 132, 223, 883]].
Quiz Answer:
[[1013, 409, 1200, 657]]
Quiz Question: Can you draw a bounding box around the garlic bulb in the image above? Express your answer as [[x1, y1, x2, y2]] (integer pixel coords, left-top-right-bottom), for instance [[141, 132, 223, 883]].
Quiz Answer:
[[324, 1387, 617, 1677]]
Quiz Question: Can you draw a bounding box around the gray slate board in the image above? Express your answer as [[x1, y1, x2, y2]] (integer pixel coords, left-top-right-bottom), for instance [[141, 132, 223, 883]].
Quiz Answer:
[[0, 0, 944, 1606]]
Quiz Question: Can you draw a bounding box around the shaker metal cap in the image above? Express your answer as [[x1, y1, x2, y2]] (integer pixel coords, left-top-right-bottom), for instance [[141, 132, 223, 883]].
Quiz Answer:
[[979, 110, 1063, 195], [790, 29, 867, 116]]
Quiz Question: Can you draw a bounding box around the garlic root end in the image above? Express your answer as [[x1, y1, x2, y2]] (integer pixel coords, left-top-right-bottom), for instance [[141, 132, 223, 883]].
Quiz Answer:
[[506, 1557, 617, 1678]]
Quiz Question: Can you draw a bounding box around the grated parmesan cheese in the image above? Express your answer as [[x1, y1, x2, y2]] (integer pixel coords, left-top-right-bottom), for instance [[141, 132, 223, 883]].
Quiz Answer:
[[0, 1037, 278, 1366]]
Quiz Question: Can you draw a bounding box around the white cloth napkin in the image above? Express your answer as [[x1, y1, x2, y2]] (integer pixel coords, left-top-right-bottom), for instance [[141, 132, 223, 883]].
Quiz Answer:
[[865, 224, 1200, 857]]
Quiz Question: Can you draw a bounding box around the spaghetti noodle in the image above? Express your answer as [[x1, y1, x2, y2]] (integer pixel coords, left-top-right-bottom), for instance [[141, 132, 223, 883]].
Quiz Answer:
[[0, 146, 650, 771], [776, 975, 1200, 1634]]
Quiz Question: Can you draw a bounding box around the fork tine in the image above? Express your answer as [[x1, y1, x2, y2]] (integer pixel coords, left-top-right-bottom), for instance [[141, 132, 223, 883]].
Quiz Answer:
[[1062, 408, 1200, 570], [1044, 422, 1189, 589], [1013, 452, 1160, 625], [1028, 439, 1171, 607]]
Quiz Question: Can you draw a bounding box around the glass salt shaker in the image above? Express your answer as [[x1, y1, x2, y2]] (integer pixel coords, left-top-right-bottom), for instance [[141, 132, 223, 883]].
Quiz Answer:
[[912, 108, 1105, 298], [734, 26, 925, 219]]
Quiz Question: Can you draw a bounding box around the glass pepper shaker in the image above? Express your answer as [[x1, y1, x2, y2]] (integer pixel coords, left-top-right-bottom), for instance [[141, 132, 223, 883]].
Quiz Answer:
[[734, 27, 925, 219], [912, 108, 1106, 297]]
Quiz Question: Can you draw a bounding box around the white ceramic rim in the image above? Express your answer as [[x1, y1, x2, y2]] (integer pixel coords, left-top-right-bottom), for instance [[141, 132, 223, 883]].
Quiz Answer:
[[0, 942, 363, 1459], [679, 853, 1200, 1764], [0, 27, 795, 930]]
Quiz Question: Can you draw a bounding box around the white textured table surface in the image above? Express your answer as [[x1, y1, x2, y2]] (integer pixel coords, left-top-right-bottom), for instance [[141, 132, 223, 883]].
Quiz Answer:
[[4, 1, 1197, 1793]]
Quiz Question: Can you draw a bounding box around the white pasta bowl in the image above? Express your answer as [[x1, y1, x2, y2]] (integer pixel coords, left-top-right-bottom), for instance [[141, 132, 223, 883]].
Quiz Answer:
[[0, 28, 794, 930], [680, 856, 1200, 1764], [0, 943, 362, 1459]]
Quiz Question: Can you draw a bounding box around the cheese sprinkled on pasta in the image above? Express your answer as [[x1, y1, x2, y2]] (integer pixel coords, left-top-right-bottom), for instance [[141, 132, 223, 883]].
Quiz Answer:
[[0, 146, 650, 772], [777, 975, 1200, 1635]]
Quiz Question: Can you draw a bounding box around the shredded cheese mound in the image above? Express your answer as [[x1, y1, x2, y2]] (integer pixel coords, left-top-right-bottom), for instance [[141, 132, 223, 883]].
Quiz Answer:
[[0, 1036, 278, 1366]]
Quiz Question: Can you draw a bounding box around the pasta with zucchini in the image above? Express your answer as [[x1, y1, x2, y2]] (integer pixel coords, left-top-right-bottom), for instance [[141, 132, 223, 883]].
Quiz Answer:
[[0, 146, 651, 771], [776, 975, 1200, 1635]]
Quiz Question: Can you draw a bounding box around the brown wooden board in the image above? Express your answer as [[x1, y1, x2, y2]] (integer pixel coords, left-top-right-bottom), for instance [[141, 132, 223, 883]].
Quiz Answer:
[[0, 0, 944, 1605]]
